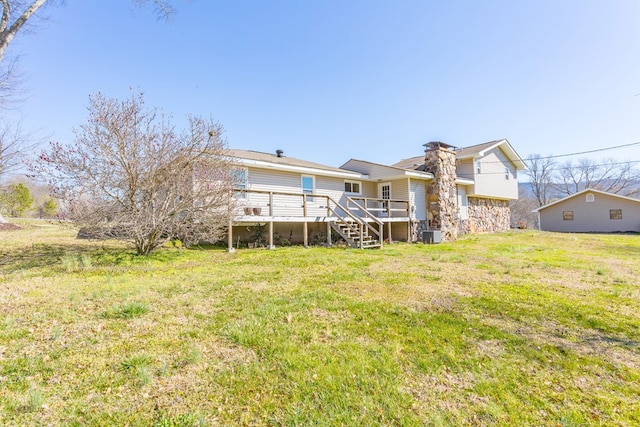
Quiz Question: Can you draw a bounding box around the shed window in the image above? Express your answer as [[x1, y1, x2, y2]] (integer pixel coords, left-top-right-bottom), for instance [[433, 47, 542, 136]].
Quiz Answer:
[[344, 181, 361, 194], [610, 209, 622, 220], [586, 193, 595, 203], [563, 211, 574, 221]]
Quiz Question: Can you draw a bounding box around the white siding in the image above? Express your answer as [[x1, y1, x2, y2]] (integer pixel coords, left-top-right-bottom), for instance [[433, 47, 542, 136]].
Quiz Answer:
[[456, 158, 474, 181], [410, 179, 427, 220], [241, 167, 346, 217], [470, 147, 519, 200]]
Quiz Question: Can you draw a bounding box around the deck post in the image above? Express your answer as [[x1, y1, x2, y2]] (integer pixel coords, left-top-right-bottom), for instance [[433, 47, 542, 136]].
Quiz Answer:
[[302, 194, 309, 248], [387, 221, 392, 244], [227, 219, 235, 252], [326, 221, 332, 247], [268, 221, 275, 250], [303, 221, 309, 248], [269, 192, 273, 216]]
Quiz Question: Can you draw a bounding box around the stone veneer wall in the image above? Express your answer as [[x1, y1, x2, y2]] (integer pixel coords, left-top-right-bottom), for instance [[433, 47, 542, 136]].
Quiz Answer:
[[463, 197, 511, 233], [424, 145, 458, 242]]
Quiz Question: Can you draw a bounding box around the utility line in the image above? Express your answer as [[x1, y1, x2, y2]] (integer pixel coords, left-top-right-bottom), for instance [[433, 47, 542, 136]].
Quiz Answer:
[[524, 141, 640, 161], [454, 141, 640, 167], [456, 159, 640, 178]]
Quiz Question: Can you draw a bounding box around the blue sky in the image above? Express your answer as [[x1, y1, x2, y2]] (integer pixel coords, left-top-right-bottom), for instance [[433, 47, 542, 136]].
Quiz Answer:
[[6, 0, 640, 170]]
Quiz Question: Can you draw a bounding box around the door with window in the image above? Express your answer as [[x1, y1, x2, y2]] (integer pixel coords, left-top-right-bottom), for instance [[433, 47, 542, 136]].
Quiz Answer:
[[378, 183, 391, 217]]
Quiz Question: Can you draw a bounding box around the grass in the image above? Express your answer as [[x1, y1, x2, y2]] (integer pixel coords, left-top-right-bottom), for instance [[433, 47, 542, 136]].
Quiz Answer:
[[0, 222, 639, 425]]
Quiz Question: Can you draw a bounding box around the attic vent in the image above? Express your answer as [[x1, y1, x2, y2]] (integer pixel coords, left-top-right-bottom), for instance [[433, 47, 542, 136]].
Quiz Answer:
[[276, 149, 284, 158]]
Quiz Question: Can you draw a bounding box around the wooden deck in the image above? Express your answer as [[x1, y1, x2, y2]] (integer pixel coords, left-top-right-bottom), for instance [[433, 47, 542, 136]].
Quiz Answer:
[[227, 190, 413, 250]]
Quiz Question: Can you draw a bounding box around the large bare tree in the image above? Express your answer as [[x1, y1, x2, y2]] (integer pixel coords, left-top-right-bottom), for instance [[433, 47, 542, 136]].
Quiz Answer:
[[33, 91, 236, 255], [0, 0, 177, 223], [555, 158, 640, 197], [524, 154, 557, 207]]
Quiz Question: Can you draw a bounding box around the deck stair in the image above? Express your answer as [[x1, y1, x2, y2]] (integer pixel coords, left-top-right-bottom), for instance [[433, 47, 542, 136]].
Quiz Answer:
[[327, 197, 383, 249]]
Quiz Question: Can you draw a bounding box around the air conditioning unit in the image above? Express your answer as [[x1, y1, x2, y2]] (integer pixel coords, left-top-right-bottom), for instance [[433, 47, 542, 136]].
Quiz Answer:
[[422, 230, 442, 244]]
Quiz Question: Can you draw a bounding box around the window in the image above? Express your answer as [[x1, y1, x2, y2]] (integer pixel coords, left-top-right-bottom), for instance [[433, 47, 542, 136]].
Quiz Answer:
[[610, 209, 622, 220], [586, 193, 595, 203], [563, 211, 574, 220], [344, 180, 361, 194], [301, 175, 315, 194], [231, 168, 247, 198], [475, 160, 481, 174], [505, 167, 510, 180]]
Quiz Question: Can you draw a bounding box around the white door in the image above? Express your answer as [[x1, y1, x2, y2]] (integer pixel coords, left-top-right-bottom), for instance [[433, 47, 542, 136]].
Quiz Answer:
[[378, 183, 391, 217]]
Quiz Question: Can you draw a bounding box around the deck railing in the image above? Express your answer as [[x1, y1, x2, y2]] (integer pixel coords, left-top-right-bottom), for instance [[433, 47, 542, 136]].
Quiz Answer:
[[347, 197, 410, 218], [234, 190, 409, 220]]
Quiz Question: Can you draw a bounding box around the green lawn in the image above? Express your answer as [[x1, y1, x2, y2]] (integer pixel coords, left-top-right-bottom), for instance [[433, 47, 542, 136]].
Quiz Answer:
[[1, 222, 639, 426]]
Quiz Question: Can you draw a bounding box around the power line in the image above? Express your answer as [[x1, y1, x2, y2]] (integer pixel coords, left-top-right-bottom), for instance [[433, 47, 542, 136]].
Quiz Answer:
[[457, 159, 640, 178], [525, 141, 640, 161]]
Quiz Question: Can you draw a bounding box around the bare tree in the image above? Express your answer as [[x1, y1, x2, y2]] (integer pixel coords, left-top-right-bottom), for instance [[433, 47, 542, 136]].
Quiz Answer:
[[32, 91, 236, 255], [0, 0, 176, 99], [524, 154, 556, 207], [1, 0, 175, 61], [555, 158, 640, 197]]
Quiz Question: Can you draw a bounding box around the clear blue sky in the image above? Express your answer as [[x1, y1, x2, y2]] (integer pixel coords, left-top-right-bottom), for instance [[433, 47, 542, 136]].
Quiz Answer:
[[6, 0, 640, 170]]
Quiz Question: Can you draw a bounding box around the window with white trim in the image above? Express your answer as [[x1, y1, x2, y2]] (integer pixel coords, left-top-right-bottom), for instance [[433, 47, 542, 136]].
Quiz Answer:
[[505, 167, 510, 180], [586, 193, 595, 203], [344, 180, 361, 194], [476, 160, 481, 174], [231, 168, 248, 198], [301, 175, 315, 194]]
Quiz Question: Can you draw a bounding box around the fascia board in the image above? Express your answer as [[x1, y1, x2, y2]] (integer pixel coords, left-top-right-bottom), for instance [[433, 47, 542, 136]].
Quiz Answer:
[[236, 158, 368, 179]]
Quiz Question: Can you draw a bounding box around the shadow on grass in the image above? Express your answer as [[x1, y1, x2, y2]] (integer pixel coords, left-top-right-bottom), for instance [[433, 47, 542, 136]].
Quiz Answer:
[[0, 242, 189, 273]]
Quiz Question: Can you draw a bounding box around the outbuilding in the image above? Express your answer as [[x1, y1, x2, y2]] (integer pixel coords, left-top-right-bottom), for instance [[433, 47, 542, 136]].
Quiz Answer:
[[535, 188, 640, 233]]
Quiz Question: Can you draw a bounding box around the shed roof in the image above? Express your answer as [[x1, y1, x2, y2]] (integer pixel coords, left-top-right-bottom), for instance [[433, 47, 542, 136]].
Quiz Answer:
[[534, 188, 640, 212]]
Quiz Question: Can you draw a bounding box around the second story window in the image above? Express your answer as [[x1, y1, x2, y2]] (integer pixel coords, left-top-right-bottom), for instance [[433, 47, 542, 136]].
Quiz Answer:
[[475, 160, 481, 174], [505, 167, 510, 180]]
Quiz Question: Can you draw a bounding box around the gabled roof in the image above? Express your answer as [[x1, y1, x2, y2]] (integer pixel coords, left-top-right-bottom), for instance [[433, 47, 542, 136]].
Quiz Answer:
[[455, 139, 528, 171], [228, 149, 364, 179], [534, 188, 640, 212], [341, 158, 433, 180]]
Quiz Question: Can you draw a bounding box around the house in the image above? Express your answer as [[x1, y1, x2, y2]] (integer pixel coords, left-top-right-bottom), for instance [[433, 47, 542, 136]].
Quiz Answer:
[[225, 139, 527, 250], [534, 188, 640, 233]]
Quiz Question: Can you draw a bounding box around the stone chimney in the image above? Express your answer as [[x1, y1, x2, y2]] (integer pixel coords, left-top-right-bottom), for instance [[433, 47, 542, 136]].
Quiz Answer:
[[423, 141, 458, 242]]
